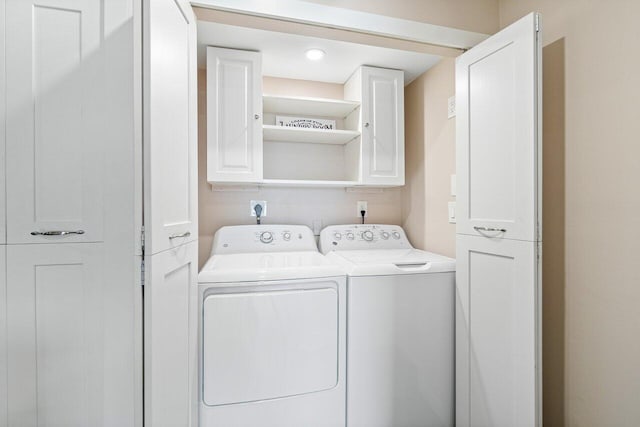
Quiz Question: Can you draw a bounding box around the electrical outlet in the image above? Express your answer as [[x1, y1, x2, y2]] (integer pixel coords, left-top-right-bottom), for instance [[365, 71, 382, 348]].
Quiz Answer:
[[250, 200, 267, 217], [357, 201, 368, 217], [448, 96, 456, 119]]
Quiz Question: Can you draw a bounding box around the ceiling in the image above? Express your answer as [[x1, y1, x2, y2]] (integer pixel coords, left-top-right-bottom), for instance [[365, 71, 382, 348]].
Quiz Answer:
[[197, 21, 442, 85]]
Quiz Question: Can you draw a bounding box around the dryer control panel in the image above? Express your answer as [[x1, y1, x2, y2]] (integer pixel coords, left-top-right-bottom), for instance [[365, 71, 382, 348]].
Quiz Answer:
[[211, 225, 318, 255], [319, 224, 412, 254]]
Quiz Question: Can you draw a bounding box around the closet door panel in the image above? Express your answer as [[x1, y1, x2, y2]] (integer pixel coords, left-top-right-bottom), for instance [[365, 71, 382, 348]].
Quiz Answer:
[[0, 0, 5, 244], [6, 243, 104, 427], [0, 247, 6, 427], [145, 241, 198, 427], [144, 0, 198, 255], [5, 0, 104, 244]]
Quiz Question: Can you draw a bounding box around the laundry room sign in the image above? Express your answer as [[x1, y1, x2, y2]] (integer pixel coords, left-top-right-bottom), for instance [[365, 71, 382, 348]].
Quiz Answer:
[[276, 115, 335, 130]]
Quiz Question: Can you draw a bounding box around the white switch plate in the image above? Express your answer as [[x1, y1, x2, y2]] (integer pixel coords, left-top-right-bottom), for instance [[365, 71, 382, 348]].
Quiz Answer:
[[250, 200, 267, 217], [450, 174, 457, 197], [447, 96, 456, 119], [357, 200, 368, 217], [448, 201, 456, 224]]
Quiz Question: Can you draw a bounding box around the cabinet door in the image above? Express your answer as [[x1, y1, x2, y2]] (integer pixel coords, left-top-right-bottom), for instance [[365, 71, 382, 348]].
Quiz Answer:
[[456, 13, 541, 242], [0, 0, 5, 245], [456, 235, 539, 427], [6, 243, 105, 427], [361, 66, 405, 186], [206, 47, 263, 183], [145, 241, 198, 427], [5, 0, 104, 244], [144, 0, 198, 256], [0, 246, 6, 427]]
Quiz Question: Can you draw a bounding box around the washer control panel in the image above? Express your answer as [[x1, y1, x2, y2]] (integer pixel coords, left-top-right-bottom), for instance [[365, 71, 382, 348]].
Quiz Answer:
[[319, 224, 412, 254], [211, 225, 318, 255]]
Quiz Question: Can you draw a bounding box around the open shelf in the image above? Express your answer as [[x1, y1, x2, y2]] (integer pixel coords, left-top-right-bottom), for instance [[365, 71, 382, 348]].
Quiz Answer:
[[263, 95, 360, 118], [263, 125, 360, 145], [261, 179, 360, 188]]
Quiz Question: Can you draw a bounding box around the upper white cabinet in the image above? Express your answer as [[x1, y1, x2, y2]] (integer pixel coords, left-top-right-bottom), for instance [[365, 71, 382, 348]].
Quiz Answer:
[[206, 48, 405, 187], [145, 0, 198, 256], [5, 0, 105, 244], [345, 66, 405, 186], [207, 47, 263, 183]]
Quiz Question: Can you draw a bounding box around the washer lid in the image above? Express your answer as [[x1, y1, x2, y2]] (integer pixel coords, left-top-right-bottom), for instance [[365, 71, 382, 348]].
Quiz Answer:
[[326, 249, 456, 276], [198, 251, 346, 283]]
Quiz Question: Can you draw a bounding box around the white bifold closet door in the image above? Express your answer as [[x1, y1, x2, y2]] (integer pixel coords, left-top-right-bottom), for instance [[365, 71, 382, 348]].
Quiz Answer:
[[143, 0, 199, 426], [455, 12, 542, 427]]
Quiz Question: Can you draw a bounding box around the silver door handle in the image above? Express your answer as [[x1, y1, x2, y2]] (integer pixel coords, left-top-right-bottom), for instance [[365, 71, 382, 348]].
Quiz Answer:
[[169, 231, 191, 240], [364, 122, 370, 127], [474, 226, 507, 233], [31, 230, 85, 236]]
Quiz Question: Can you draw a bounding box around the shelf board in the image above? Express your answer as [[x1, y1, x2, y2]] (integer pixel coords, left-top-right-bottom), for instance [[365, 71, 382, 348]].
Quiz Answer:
[[263, 95, 360, 118], [263, 125, 360, 145], [261, 179, 359, 188]]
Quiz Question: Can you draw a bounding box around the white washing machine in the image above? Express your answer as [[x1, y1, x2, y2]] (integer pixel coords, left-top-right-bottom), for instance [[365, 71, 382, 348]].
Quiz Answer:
[[198, 225, 346, 427], [319, 224, 455, 427]]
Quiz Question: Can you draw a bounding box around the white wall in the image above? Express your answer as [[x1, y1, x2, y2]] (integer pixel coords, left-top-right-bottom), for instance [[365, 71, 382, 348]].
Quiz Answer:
[[198, 73, 403, 267]]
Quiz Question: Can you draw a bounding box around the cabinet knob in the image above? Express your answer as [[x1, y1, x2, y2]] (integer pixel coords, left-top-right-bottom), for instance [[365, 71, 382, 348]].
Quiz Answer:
[[254, 114, 260, 120], [364, 122, 370, 127]]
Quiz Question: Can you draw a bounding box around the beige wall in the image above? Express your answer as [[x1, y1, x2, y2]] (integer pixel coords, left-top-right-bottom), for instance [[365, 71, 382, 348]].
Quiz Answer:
[[499, 2, 640, 426], [198, 71, 403, 267], [304, 0, 500, 34], [402, 58, 456, 257]]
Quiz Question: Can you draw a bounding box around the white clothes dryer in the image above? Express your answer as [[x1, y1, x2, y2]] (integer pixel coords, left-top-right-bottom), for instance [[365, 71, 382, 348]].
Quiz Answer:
[[198, 225, 346, 427], [319, 224, 455, 427]]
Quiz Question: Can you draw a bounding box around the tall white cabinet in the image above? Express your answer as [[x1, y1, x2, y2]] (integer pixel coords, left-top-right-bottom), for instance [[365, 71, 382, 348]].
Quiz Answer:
[[206, 49, 405, 187], [1, 0, 141, 426]]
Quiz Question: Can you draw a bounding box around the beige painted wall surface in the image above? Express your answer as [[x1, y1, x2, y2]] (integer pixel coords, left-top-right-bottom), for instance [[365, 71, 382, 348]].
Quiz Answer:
[[198, 70, 403, 267], [402, 58, 456, 257], [500, 2, 640, 426], [304, 0, 500, 35]]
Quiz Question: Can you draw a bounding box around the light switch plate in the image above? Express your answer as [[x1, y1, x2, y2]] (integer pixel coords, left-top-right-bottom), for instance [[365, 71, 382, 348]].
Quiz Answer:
[[448, 201, 456, 224], [447, 96, 456, 119], [451, 174, 457, 197]]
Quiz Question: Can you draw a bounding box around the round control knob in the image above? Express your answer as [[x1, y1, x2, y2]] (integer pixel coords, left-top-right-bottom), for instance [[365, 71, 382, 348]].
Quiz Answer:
[[333, 232, 342, 240], [260, 231, 273, 244], [362, 230, 374, 241], [392, 231, 401, 240], [346, 232, 355, 240], [381, 231, 390, 240], [283, 232, 291, 241]]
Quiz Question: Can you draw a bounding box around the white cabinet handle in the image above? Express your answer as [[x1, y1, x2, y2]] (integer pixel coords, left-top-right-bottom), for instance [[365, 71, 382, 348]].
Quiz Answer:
[[473, 226, 506, 233], [169, 231, 191, 240], [31, 230, 85, 236]]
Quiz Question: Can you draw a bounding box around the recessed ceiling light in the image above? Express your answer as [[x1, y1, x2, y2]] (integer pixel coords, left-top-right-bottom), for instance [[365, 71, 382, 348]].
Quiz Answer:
[[305, 48, 325, 61]]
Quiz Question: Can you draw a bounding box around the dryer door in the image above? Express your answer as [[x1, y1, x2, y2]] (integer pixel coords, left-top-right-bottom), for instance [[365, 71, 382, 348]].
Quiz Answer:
[[202, 285, 339, 406]]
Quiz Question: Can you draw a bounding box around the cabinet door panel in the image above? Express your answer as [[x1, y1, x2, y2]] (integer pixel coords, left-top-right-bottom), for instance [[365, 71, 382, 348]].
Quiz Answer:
[[0, 247, 6, 426], [145, 241, 198, 427], [456, 235, 539, 427], [6, 243, 104, 427], [144, 0, 198, 255], [6, 0, 104, 244], [361, 67, 404, 186], [207, 47, 263, 183], [0, 0, 5, 244], [456, 13, 540, 241]]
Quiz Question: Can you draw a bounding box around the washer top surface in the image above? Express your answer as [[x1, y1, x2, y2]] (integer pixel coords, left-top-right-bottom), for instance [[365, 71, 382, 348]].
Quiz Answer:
[[320, 224, 455, 276], [200, 225, 344, 283]]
